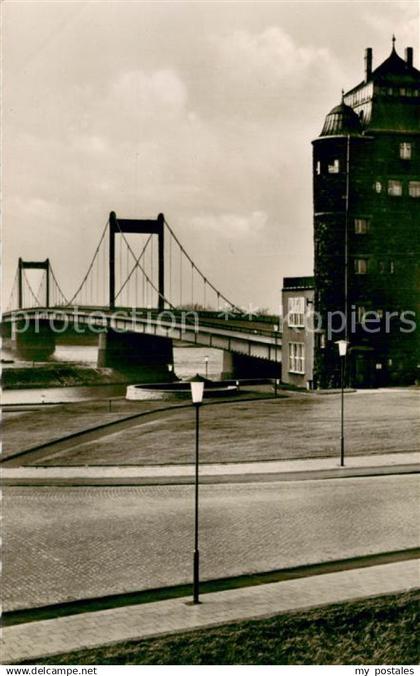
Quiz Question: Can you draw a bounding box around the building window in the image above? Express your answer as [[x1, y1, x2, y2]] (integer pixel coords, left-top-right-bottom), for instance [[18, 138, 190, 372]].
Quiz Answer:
[[316, 161, 321, 175], [289, 342, 305, 374], [288, 297, 305, 328], [379, 261, 386, 274], [388, 180, 402, 196], [374, 181, 382, 193], [328, 159, 340, 174], [354, 258, 368, 274], [389, 260, 395, 274], [400, 142, 412, 159], [354, 218, 369, 234], [409, 181, 420, 197]]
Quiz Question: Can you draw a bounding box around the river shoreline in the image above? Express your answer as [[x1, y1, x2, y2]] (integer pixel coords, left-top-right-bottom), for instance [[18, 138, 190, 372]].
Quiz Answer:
[[1, 364, 163, 390]]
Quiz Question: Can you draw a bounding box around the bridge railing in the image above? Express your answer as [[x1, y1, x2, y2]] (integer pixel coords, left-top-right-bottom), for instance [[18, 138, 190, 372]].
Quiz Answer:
[[3, 305, 282, 340]]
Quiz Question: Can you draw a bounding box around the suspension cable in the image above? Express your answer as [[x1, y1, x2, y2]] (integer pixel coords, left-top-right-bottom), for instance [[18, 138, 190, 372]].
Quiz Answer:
[[163, 217, 242, 312], [49, 263, 69, 305], [179, 247, 182, 307], [35, 274, 46, 306], [23, 270, 42, 307], [115, 234, 152, 301], [115, 218, 175, 309], [66, 218, 109, 305], [169, 232, 172, 302], [6, 268, 19, 311]]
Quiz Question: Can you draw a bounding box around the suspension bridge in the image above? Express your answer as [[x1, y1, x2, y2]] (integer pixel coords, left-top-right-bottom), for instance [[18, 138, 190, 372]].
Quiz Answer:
[[3, 212, 282, 379]]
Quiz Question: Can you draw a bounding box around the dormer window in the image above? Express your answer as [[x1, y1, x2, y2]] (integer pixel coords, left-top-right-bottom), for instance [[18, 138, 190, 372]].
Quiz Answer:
[[328, 159, 340, 174], [400, 142, 412, 160]]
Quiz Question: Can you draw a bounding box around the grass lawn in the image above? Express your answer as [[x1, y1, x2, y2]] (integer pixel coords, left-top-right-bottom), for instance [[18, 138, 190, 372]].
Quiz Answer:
[[26, 389, 420, 466], [32, 592, 419, 665]]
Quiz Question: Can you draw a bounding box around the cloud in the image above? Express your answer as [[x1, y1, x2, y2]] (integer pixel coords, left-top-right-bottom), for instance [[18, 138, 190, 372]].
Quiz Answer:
[[111, 68, 188, 120], [207, 26, 345, 122], [191, 210, 268, 237]]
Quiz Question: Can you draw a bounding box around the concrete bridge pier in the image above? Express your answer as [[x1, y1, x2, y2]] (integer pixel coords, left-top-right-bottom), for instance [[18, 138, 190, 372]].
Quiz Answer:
[[97, 329, 174, 381], [12, 319, 56, 361], [221, 350, 281, 380]]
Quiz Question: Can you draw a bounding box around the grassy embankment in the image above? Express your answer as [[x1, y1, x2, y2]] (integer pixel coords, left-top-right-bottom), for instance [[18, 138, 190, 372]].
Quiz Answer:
[[29, 592, 419, 665], [1, 364, 166, 389]]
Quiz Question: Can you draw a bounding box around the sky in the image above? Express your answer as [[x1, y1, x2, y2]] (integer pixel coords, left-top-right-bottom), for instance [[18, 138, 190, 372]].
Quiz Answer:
[[2, 0, 419, 311]]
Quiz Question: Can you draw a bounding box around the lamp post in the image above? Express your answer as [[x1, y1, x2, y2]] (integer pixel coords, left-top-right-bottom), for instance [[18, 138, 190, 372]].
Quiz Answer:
[[204, 356, 209, 379], [190, 378, 204, 604], [336, 340, 348, 467], [273, 325, 279, 396], [167, 363, 173, 380]]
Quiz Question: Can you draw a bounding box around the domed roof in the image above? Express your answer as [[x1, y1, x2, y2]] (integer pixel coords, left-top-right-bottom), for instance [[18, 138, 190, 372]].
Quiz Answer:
[[320, 101, 362, 137]]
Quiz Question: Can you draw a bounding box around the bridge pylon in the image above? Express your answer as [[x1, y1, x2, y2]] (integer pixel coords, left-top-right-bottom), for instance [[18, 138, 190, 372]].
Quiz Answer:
[[109, 211, 165, 311], [18, 258, 50, 309]]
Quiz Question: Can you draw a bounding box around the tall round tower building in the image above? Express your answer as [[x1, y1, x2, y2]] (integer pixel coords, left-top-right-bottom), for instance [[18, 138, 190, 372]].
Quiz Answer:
[[312, 41, 420, 387]]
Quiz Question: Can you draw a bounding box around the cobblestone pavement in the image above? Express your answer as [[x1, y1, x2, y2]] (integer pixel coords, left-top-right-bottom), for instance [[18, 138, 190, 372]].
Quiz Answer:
[[32, 389, 420, 466], [2, 560, 419, 664], [3, 475, 419, 611]]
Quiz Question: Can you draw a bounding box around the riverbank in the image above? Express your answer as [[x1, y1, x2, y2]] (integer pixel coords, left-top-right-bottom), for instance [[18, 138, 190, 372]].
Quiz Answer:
[[1, 364, 166, 390]]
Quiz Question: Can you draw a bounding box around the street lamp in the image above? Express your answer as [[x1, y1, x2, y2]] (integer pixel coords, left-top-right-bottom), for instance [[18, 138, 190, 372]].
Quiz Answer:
[[204, 355, 209, 379], [167, 363, 173, 380], [336, 340, 348, 467], [190, 377, 204, 604], [273, 325, 279, 395]]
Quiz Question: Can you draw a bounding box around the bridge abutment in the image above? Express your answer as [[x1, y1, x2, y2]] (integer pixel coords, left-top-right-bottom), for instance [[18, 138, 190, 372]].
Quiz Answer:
[[12, 319, 56, 361], [221, 350, 281, 380], [97, 329, 174, 381]]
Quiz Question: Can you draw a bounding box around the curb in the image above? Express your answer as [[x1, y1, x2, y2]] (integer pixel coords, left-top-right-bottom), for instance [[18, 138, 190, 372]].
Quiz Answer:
[[3, 463, 419, 487]]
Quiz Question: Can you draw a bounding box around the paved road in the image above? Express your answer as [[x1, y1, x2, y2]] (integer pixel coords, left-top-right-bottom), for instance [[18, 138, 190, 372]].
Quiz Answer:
[[3, 475, 419, 611]]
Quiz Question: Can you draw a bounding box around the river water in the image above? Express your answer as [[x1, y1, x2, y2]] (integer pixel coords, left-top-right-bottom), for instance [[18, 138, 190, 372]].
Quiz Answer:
[[1, 344, 224, 404]]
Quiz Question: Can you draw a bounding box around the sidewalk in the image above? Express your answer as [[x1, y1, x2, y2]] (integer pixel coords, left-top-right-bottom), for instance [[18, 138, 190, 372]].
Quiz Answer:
[[2, 451, 419, 485], [2, 559, 419, 664]]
